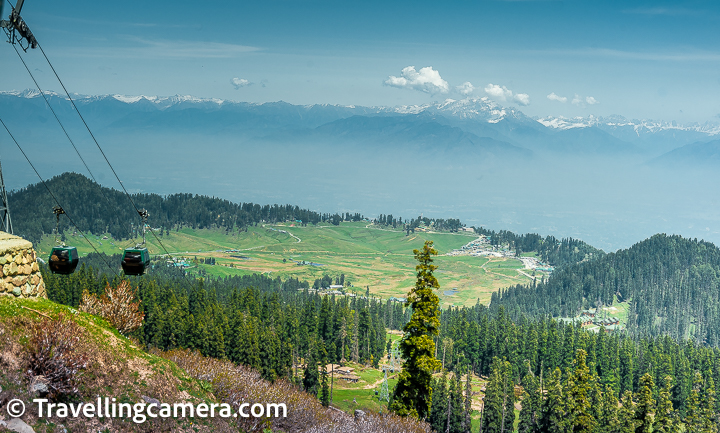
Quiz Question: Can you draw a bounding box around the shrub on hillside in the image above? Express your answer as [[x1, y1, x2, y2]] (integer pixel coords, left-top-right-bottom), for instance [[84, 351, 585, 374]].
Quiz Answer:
[[164, 348, 430, 433], [79, 280, 144, 335], [25, 314, 88, 399]]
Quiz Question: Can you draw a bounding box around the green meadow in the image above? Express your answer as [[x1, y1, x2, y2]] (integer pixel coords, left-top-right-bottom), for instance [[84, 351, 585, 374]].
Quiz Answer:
[[36, 222, 533, 307]]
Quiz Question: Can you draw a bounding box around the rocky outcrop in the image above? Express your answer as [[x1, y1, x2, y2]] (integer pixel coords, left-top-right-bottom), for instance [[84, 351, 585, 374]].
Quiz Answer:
[[0, 232, 46, 299]]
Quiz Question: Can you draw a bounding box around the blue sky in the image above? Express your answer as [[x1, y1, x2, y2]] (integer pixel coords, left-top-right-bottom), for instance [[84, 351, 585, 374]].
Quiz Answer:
[[2, 0, 720, 122]]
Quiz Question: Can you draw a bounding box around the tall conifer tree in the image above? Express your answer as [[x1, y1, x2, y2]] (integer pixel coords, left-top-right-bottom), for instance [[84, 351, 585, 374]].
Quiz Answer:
[[541, 367, 568, 433], [462, 371, 474, 433], [653, 376, 676, 433], [702, 374, 719, 433], [618, 390, 637, 433], [430, 375, 449, 433], [597, 384, 621, 433], [565, 349, 596, 433], [518, 365, 541, 433], [389, 241, 442, 419], [634, 373, 655, 433]]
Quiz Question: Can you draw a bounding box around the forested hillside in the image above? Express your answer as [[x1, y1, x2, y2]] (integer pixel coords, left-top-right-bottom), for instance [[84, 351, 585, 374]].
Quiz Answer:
[[41, 259, 408, 385], [41, 260, 720, 431], [433, 303, 720, 432], [10, 172, 331, 243], [492, 234, 720, 344], [10, 172, 475, 244]]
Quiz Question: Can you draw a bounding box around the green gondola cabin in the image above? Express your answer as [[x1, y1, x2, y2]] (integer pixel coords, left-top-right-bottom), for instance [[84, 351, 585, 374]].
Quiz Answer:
[[121, 248, 150, 276], [48, 246, 79, 275]]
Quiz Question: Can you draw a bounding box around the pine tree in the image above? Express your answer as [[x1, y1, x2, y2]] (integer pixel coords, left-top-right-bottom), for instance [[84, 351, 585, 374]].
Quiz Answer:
[[518, 365, 541, 433], [450, 372, 466, 433], [389, 241, 442, 419], [541, 367, 568, 433], [430, 374, 449, 433], [564, 349, 596, 433], [482, 358, 509, 433], [619, 339, 635, 395], [303, 341, 320, 396], [702, 374, 718, 433], [685, 372, 704, 432], [462, 371, 474, 433], [634, 373, 655, 433], [502, 374, 516, 433], [653, 376, 676, 433], [618, 390, 637, 433], [597, 384, 621, 433], [320, 364, 330, 407], [588, 372, 603, 429]]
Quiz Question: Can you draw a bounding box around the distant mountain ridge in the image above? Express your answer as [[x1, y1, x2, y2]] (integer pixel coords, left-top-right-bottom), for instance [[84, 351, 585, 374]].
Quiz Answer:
[[4, 89, 718, 160], [5, 88, 719, 134], [649, 138, 720, 167], [3, 88, 720, 254]]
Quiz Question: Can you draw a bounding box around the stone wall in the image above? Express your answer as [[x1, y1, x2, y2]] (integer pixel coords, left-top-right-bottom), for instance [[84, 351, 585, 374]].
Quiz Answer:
[[0, 231, 46, 298]]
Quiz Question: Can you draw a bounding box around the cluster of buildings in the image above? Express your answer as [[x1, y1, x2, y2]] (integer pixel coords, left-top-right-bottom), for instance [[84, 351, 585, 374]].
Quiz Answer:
[[324, 364, 360, 383], [560, 308, 623, 332], [446, 236, 555, 273]]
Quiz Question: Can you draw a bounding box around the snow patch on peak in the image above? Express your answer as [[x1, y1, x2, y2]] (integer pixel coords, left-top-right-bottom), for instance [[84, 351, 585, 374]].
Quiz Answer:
[[112, 95, 156, 103], [0, 89, 65, 99], [392, 104, 431, 115], [538, 114, 720, 135], [165, 94, 224, 105], [537, 116, 595, 130], [387, 97, 509, 122], [431, 97, 508, 122]]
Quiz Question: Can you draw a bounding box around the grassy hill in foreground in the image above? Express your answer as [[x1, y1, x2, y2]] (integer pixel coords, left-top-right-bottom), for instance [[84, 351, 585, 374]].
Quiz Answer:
[[0, 295, 429, 433], [34, 223, 536, 308]]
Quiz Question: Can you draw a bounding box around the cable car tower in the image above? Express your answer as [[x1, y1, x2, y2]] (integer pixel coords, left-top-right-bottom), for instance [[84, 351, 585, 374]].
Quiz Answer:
[[1, 0, 38, 50], [377, 340, 401, 402], [0, 0, 39, 235]]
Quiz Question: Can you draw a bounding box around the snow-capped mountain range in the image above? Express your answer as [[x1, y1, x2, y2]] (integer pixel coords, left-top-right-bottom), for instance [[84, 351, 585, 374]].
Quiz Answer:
[[7, 88, 718, 136], [3, 88, 720, 162], [537, 113, 720, 136]]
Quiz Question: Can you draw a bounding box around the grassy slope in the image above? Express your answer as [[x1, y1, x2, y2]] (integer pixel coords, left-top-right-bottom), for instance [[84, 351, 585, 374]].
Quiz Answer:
[[0, 296, 228, 432], [36, 222, 532, 307], [0, 296, 432, 433]]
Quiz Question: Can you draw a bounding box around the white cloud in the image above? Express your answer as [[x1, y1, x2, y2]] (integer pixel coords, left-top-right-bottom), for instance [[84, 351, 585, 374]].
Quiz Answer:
[[514, 93, 530, 106], [484, 83, 513, 101], [384, 66, 449, 94], [456, 81, 475, 96], [547, 92, 567, 103], [484, 83, 530, 106], [571, 94, 599, 107], [231, 77, 253, 89]]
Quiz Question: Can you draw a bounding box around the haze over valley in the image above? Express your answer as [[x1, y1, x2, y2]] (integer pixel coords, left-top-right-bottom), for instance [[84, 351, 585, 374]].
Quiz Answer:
[[2, 90, 719, 251]]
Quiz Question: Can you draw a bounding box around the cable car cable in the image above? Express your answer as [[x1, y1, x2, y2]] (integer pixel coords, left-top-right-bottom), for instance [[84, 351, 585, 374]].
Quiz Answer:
[[4, 1, 187, 281], [35, 42, 193, 277], [10, 43, 114, 207], [0, 117, 121, 279]]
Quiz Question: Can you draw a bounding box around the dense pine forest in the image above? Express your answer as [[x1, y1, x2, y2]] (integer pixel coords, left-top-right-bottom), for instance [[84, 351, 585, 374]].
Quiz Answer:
[[435, 302, 720, 431], [41, 254, 720, 432], [9, 172, 473, 244], [10, 172, 336, 243], [41, 258, 406, 386], [493, 234, 720, 345]]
